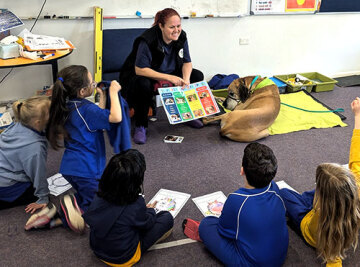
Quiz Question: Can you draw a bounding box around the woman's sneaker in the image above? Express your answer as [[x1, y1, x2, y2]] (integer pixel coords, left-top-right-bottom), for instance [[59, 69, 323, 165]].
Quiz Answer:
[[25, 202, 57, 230], [60, 194, 85, 234], [133, 126, 147, 144]]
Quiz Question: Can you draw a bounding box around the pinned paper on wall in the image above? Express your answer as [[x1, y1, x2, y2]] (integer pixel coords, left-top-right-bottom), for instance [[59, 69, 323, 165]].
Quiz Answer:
[[0, 10, 23, 33], [192, 191, 227, 217]]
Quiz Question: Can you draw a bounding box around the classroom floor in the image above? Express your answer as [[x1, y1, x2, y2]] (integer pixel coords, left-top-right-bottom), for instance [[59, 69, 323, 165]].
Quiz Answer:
[[1, 85, 360, 267]]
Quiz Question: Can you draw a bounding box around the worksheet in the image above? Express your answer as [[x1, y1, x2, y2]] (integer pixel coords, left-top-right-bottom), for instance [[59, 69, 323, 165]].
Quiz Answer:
[[148, 189, 191, 218], [192, 191, 227, 217], [47, 173, 72, 196]]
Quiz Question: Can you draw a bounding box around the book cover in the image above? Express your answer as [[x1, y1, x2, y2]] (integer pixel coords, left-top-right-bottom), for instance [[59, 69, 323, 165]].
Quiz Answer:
[[158, 81, 220, 124]]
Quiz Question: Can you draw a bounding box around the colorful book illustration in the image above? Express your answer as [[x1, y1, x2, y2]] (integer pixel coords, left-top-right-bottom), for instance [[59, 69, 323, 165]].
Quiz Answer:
[[148, 189, 191, 218], [47, 173, 72, 196], [158, 81, 220, 124], [276, 180, 299, 194], [192, 191, 227, 217]]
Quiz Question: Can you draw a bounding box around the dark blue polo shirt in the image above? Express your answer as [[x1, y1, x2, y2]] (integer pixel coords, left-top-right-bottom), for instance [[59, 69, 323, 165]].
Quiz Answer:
[[60, 99, 110, 179], [135, 39, 191, 74]]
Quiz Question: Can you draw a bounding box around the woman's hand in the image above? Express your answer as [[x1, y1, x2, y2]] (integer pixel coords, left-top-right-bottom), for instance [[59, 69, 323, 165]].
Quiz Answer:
[[25, 202, 47, 214], [167, 75, 185, 87]]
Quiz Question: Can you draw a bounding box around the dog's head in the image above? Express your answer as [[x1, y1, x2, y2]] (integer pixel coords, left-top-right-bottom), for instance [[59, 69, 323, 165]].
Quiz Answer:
[[223, 76, 258, 110]]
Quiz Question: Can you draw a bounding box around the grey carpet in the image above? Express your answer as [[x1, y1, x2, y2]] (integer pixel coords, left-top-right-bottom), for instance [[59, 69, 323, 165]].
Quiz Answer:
[[1, 85, 360, 267], [336, 75, 360, 87]]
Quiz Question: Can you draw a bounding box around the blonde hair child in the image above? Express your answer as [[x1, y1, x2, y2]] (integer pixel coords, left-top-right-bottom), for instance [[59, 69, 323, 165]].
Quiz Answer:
[[280, 118, 360, 267], [0, 96, 52, 214]]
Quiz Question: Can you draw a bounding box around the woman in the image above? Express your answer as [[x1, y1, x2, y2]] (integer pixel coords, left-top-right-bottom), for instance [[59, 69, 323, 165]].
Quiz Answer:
[[120, 8, 204, 144]]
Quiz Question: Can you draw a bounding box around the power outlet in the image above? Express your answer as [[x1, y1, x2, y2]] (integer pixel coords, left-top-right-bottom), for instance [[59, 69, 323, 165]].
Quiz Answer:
[[239, 38, 249, 45]]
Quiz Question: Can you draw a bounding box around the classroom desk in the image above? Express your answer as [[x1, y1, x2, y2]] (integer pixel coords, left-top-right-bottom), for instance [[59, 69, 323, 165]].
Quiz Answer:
[[0, 49, 73, 82]]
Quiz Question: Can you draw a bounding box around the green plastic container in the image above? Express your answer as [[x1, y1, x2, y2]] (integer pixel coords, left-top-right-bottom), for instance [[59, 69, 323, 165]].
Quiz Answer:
[[299, 72, 337, 92], [274, 74, 315, 93], [211, 89, 228, 98]]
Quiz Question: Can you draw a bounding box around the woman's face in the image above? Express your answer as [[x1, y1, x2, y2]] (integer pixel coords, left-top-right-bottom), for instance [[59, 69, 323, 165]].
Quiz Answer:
[[160, 15, 181, 44]]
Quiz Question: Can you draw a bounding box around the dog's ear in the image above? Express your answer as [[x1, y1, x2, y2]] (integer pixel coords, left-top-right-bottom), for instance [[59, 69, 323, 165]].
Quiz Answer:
[[238, 79, 251, 103]]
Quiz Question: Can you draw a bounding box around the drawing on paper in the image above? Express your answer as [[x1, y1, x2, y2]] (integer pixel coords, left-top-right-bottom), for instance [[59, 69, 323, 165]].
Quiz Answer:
[[193, 191, 227, 217], [148, 189, 191, 218]]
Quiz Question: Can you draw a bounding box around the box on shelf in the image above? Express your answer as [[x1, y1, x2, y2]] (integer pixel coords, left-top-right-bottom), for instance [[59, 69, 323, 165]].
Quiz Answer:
[[274, 74, 315, 93], [298, 72, 337, 92], [269, 77, 286, 94]]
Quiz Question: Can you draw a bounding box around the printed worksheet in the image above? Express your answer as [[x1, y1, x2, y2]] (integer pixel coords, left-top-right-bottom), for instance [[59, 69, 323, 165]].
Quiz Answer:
[[148, 189, 191, 218], [158, 81, 220, 124], [192, 191, 227, 217], [47, 173, 72, 196], [276, 180, 299, 193]]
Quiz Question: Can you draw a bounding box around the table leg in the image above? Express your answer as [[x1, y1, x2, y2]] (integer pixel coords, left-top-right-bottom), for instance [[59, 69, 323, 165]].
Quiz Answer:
[[51, 60, 58, 83]]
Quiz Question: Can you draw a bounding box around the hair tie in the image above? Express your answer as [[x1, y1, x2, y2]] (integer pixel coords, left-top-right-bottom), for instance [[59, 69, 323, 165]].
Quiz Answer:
[[58, 77, 64, 82], [17, 102, 23, 113]]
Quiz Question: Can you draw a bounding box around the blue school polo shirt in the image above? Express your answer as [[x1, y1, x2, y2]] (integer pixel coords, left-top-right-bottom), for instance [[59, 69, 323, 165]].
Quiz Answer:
[[135, 39, 191, 74], [60, 99, 110, 179], [218, 181, 289, 266]]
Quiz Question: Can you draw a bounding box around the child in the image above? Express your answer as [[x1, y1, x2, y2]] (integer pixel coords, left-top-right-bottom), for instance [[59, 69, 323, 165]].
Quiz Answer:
[[0, 96, 53, 213], [350, 96, 360, 188], [83, 149, 173, 266], [279, 98, 360, 266], [183, 142, 289, 266], [46, 65, 122, 221], [279, 164, 360, 266]]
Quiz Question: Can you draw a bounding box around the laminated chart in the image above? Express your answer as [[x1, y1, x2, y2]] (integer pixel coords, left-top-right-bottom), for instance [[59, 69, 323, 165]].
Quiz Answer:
[[158, 81, 220, 124]]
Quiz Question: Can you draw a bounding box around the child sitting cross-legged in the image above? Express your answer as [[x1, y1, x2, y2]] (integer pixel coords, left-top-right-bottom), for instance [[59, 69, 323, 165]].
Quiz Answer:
[[279, 97, 360, 267], [83, 149, 174, 266], [183, 142, 289, 266]]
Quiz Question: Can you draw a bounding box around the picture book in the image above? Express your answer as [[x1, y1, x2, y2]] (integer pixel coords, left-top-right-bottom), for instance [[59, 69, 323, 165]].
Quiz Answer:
[[148, 189, 191, 218], [47, 173, 72, 196], [158, 81, 220, 124], [276, 180, 299, 193], [192, 191, 227, 217]]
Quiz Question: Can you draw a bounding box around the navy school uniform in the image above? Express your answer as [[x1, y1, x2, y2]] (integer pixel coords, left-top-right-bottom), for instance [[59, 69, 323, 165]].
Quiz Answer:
[[60, 98, 110, 211], [199, 181, 289, 267], [83, 195, 173, 265]]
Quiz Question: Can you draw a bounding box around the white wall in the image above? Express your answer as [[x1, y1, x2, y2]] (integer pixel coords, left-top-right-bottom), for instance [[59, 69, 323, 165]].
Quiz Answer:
[[1, 9, 360, 101]]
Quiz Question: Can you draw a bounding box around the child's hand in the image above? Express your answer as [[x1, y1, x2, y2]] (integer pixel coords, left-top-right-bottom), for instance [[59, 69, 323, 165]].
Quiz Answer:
[[146, 201, 158, 209], [109, 80, 121, 94], [25, 202, 47, 214], [351, 97, 360, 116]]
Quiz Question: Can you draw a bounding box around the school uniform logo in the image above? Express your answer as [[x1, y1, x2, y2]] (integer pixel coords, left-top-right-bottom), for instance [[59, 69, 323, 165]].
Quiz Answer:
[[178, 48, 184, 58]]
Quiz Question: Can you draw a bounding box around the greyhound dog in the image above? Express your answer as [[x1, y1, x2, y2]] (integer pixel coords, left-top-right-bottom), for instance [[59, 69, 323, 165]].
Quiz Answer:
[[203, 76, 280, 142]]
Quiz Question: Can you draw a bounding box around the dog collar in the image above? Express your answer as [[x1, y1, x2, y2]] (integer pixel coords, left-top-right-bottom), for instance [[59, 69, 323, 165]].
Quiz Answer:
[[249, 76, 260, 90]]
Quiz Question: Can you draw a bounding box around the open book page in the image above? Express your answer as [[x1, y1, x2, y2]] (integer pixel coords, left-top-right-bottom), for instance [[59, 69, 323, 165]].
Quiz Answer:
[[192, 191, 227, 217], [148, 189, 190, 218]]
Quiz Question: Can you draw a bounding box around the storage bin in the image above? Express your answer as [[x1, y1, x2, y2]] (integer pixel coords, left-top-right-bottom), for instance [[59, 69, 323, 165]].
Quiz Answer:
[[269, 77, 286, 94], [298, 72, 337, 92], [211, 88, 228, 98], [274, 74, 315, 93]]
